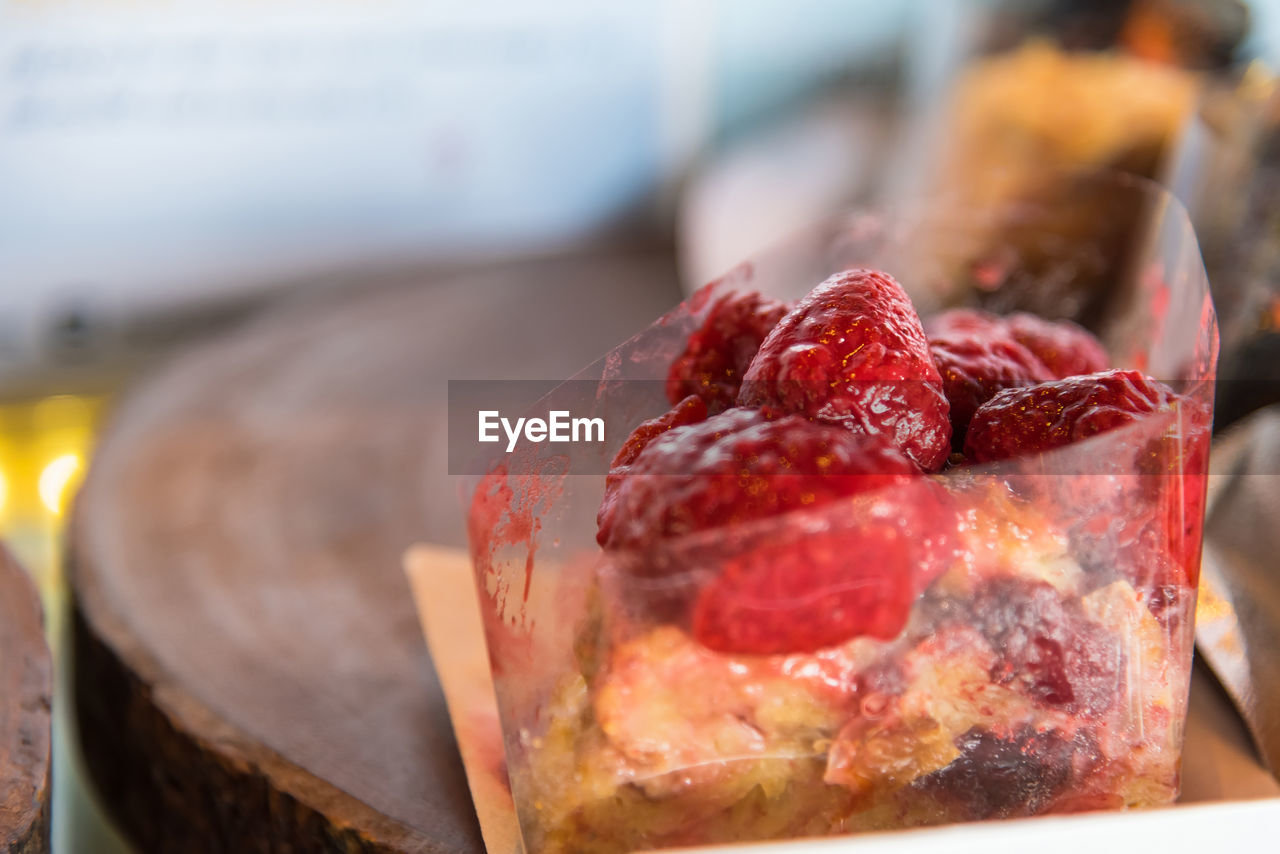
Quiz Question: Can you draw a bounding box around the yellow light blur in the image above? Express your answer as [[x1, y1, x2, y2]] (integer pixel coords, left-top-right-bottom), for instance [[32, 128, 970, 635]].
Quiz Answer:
[[0, 467, 7, 516], [38, 453, 82, 517]]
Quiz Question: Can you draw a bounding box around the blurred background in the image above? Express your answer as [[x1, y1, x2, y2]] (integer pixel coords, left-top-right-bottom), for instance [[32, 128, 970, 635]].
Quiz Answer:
[[3, 0, 1280, 850]]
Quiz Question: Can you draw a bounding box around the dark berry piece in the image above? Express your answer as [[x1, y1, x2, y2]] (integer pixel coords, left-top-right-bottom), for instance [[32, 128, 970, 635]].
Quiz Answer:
[[912, 726, 1100, 819], [968, 577, 1123, 716]]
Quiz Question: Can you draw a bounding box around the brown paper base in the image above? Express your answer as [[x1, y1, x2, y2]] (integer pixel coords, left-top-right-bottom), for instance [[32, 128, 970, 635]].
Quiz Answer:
[[406, 545, 522, 854]]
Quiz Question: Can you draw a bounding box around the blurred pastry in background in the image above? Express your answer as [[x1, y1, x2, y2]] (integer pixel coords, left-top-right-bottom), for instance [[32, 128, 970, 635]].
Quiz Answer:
[[914, 39, 1202, 327], [938, 40, 1199, 210], [981, 0, 1249, 67], [900, 0, 1252, 326], [1120, 0, 1251, 69]]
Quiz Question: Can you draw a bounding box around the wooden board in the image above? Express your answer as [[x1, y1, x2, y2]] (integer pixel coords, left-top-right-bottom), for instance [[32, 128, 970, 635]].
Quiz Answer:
[[0, 549, 51, 854], [69, 249, 684, 853]]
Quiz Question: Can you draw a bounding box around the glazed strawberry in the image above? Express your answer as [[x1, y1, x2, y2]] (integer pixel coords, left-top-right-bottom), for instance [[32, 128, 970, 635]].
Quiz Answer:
[[739, 269, 951, 471], [927, 308, 1109, 380], [609, 395, 708, 472], [925, 307, 1004, 337], [603, 395, 710, 518], [1004, 313, 1109, 379], [964, 370, 1181, 463], [929, 333, 1053, 449], [963, 371, 1206, 600], [692, 480, 960, 654], [596, 407, 919, 556], [667, 290, 789, 413]]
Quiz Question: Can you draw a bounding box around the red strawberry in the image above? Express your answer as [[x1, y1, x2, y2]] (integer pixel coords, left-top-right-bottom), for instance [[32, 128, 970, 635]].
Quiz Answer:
[[692, 480, 960, 654], [926, 307, 1004, 337], [1004, 313, 1109, 379], [596, 407, 919, 556], [602, 395, 710, 523], [929, 333, 1053, 449], [739, 269, 951, 471], [964, 371, 1208, 599], [927, 308, 1109, 380], [964, 370, 1180, 463], [609, 395, 708, 473], [667, 290, 789, 413]]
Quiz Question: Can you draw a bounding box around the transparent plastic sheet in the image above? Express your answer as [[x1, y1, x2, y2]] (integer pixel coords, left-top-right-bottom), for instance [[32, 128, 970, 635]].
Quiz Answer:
[[461, 174, 1217, 853]]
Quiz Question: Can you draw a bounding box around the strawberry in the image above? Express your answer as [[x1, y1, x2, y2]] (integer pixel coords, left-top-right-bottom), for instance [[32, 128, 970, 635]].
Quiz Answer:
[[925, 307, 1004, 337], [963, 370, 1180, 463], [738, 269, 952, 472], [964, 370, 1208, 599], [1004, 313, 1109, 379], [927, 308, 1109, 380], [929, 333, 1053, 449], [691, 479, 960, 654], [609, 395, 708, 473], [667, 290, 789, 413], [596, 407, 918, 556]]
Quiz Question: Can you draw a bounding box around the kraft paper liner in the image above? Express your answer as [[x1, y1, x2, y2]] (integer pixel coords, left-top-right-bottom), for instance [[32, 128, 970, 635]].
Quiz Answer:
[[406, 544, 523, 854], [405, 544, 1280, 854]]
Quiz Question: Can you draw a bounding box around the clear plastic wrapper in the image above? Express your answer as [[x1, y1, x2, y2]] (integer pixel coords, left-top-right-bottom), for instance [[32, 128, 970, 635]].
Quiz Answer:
[[463, 173, 1216, 853]]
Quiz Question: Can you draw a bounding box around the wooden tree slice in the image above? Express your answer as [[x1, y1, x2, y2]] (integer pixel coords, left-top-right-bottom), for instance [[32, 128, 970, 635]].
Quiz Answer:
[[0, 549, 51, 854], [70, 250, 682, 853]]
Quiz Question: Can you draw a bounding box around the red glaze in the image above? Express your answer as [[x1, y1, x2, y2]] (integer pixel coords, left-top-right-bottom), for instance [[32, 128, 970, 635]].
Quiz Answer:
[[739, 269, 952, 472], [667, 290, 789, 413]]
